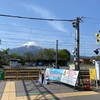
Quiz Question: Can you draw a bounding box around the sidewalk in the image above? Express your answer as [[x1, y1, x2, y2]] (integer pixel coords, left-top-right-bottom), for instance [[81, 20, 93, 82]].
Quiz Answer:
[[0, 80, 100, 100]]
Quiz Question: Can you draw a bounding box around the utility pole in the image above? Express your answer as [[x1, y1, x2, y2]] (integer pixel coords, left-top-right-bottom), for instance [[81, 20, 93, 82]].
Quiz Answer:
[[72, 17, 82, 85], [72, 17, 82, 71], [56, 40, 58, 68], [75, 17, 80, 71]]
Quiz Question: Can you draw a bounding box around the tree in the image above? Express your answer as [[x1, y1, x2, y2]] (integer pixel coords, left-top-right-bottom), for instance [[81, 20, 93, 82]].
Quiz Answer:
[[92, 56, 100, 61], [23, 52, 34, 62], [9, 53, 25, 65], [43, 48, 56, 60], [58, 49, 70, 61], [10, 53, 21, 59], [36, 50, 45, 60], [57, 49, 70, 66], [0, 48, 10, 65]]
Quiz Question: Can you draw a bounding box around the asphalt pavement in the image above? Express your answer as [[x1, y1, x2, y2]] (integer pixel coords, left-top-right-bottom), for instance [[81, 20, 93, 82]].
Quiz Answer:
[[0, 80, 100, 100]]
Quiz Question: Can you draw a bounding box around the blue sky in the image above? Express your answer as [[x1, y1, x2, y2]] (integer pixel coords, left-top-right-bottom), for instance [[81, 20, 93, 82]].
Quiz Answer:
[[0, 0, 100, 56]]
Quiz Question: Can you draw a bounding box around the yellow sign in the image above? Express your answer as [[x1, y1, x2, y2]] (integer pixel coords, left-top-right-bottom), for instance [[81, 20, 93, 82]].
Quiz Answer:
[[95, 33, 100, 44], [89, 68, 97, 80]]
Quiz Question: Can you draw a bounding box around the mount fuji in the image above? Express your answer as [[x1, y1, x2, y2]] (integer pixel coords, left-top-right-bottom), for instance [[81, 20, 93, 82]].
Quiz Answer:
[[9, 42, 43, 55]]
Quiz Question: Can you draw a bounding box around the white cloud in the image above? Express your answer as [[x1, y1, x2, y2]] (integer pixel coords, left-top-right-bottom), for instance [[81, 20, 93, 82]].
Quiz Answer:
[[23, 4, 67, 32]]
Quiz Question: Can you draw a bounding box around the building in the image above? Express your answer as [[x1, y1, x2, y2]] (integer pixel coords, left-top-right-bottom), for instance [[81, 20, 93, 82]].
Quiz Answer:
[[10, 59, 21, 68]]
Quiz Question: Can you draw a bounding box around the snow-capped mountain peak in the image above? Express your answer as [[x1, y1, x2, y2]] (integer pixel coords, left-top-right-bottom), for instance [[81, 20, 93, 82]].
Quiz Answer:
[[22, 42, 38, 47], [9, 41, 42, 55]]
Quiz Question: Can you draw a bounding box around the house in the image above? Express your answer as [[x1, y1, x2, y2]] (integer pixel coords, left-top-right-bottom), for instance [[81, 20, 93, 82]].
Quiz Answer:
[[70, 55, 91, 64]]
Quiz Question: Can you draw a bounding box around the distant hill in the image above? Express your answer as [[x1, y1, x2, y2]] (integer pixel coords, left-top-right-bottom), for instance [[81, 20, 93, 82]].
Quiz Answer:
[[9, 42, 43, 55]]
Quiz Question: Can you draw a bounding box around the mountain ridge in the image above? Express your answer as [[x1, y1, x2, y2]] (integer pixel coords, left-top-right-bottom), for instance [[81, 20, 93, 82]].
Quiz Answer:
[[9, 41, 43, 55]]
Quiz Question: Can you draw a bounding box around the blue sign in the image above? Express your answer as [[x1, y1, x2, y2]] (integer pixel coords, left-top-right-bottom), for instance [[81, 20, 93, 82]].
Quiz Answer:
[[45, 68, 79, 86], [46, 68, 64, 81]]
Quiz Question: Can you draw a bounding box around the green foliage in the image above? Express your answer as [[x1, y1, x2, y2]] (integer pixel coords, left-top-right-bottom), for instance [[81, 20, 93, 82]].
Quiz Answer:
[[0, 48, 10, 65], [94, 56, 100, 61], [36, 50, 45, 60], [0, 48, 71, 66], [58, 49, 70, 61], [10, 53, 24, 65], [23, 52, 35, 62], [10, 53, 21, 59], [43, 48, 56, 60]]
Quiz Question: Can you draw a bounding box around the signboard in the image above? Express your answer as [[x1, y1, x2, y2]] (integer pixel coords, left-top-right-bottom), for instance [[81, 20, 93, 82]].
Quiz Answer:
[[61, 70, 79, 86], [45, 68, 64, 81], [0, 71, 4, 80], [67, 70, 79, 86], [95, 61, 100, 80], [45, 68, 79, 86], [60, 70, 69, 83], [89, 68, 96, 80]]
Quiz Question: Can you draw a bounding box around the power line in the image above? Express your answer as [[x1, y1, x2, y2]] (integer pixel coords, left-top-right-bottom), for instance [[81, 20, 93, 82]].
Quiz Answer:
[[0, 29, 72, 37], [84, 17, 100, 21], [0, 13, 74, 22], [83, 21, 100, 25], [0, 23, 67, 33], [2, 39, 98, 47], [0, 27, 96, 39], [0, 29, 97, 43], [0, 15, 98, 56]]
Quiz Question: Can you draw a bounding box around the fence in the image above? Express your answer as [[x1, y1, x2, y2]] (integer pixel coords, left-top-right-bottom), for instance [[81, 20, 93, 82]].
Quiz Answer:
[[4, 69, 40, 80]]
